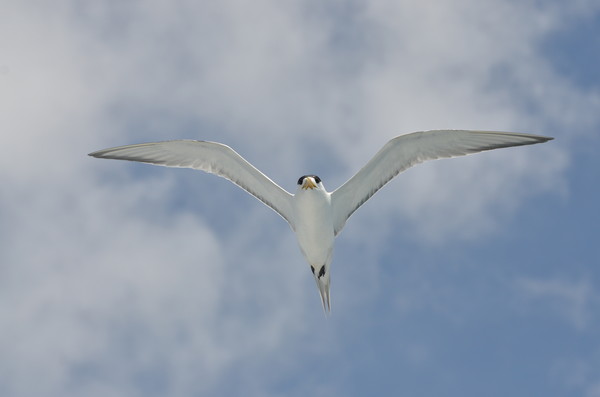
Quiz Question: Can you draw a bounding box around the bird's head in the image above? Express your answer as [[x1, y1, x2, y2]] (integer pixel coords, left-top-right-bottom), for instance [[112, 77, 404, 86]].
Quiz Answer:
[[297, 175, 323, 191], [310, 264, 331, 314]]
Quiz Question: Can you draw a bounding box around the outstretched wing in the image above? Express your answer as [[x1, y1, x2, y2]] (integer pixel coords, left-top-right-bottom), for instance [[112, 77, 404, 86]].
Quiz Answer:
[[330, 130, 553, 235], [89, 140, 295, 227]]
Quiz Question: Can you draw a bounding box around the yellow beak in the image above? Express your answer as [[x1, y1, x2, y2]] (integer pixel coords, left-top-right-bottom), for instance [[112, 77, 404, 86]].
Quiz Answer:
[[302, 177, 317, 190]]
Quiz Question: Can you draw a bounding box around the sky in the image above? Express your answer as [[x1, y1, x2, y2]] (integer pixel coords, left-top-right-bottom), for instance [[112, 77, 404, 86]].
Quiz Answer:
[[1, 1, 599, 396]]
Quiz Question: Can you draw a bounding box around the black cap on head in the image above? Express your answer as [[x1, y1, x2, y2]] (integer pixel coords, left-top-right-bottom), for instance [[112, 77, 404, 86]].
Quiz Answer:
[[297, 175, 322, 185]]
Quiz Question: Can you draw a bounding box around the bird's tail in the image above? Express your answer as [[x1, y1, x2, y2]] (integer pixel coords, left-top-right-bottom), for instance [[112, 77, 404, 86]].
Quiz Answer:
[[317, 277, 331, 315]]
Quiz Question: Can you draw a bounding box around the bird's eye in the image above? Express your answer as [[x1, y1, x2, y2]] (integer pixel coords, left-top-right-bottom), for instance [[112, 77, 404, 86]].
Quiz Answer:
[[297, 176, 305, 185], [311, 265, 315, 274], [314, 176, 321, 184]]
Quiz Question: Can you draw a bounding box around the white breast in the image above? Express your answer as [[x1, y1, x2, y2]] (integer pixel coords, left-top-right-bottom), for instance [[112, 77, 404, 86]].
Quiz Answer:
[[292, 189, 335, 267]]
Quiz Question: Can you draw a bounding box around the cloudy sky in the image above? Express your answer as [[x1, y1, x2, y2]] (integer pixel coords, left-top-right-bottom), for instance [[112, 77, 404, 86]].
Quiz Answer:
[[1, 1, 599, 396]]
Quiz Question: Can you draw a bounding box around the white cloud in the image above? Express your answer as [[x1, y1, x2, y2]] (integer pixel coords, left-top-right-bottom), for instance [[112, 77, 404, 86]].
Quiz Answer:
[[553, 351, 600, 397], [0, 0, 597, 395], [515, 277, 599, 330]]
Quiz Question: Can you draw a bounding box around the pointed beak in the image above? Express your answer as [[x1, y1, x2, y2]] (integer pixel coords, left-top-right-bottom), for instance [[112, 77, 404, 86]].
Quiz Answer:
[[315, 277, 331, 314], [302, 177, 317, 190]]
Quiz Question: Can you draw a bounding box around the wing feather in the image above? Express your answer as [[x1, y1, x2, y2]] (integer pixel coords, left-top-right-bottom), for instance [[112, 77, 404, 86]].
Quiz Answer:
[[89, 140, 295, 227], [330, 130, 553, 235]]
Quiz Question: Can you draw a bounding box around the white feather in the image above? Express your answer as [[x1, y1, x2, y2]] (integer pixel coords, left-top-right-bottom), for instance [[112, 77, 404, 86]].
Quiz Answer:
[[330, 130, 552, 235], [90, 130, 552, 313], [90, 140, 295, 227]]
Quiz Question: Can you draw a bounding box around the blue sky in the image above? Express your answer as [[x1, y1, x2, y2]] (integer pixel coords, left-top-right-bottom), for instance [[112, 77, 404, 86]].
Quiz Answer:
[[1, 1, 599, 396]]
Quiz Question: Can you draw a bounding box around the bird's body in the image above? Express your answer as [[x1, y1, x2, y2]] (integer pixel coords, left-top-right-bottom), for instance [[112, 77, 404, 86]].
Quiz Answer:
[[293, 176, 335, 311], [294, 182, 334, 266], [90, 130, 553, 313]]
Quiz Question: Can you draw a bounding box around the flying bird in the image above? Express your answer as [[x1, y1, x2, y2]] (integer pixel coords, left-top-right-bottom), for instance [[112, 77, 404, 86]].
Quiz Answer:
[[89, 130, 552, 313]]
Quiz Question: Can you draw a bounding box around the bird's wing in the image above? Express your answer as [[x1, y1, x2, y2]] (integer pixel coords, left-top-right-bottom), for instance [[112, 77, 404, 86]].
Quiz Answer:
[[89, 140, 295, 227], [330, 130, 553, 235]]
